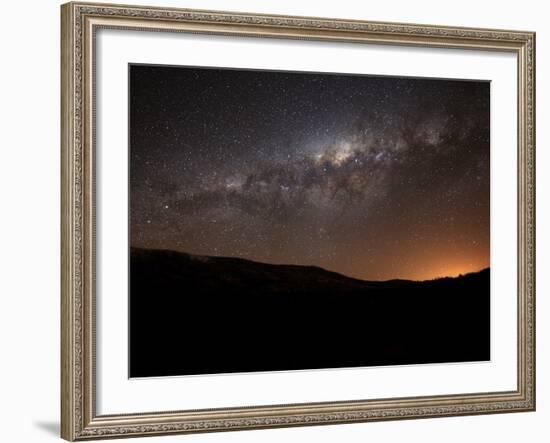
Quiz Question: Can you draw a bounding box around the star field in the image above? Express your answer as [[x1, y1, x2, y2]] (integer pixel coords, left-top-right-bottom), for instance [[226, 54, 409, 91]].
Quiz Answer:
[[130, 64, 490, 281]]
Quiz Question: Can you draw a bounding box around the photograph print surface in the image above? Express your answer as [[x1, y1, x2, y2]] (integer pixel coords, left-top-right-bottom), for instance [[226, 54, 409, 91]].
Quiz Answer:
[[129, 64, 490, 378]]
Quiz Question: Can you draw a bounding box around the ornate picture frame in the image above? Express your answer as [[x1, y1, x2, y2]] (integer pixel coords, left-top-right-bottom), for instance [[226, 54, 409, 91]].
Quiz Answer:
[[61, 2, 535, 440]]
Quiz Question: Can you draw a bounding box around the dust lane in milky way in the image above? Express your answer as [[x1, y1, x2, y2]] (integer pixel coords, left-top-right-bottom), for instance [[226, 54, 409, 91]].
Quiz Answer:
[[129, 64, 490, 281]]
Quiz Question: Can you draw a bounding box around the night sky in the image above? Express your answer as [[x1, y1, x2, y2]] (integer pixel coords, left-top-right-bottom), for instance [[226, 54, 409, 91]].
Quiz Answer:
[[130, 64, 490, 281]]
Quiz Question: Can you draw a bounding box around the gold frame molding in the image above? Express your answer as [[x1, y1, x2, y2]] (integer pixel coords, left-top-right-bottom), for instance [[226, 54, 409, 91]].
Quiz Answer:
[[61, 2, 536, 440]]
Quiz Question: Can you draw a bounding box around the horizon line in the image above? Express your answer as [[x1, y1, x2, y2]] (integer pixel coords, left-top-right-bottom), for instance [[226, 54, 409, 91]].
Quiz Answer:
[[130, 245, 490, 284]]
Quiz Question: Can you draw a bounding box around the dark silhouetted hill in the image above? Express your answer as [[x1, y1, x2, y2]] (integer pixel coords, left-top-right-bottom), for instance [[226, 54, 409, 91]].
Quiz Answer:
[[130, 247, 490, 377]]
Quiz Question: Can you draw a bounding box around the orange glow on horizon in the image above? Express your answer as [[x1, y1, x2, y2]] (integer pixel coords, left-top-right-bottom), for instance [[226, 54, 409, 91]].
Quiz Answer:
[[381, 256, 490, 282], [411, 264, 489, 281], [344, 243, 490, 282]]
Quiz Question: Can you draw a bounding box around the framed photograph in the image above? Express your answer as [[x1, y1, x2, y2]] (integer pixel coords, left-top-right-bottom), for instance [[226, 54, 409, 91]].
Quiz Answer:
[[61, 2, 536, 440]]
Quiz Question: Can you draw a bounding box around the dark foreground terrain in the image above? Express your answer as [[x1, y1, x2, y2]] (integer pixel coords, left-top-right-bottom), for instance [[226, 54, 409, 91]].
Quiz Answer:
[[130, 247, 490, 377]]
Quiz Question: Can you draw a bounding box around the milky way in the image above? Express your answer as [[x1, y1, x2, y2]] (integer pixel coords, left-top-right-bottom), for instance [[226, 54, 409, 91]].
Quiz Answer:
[[130, 64, 490, 281]]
